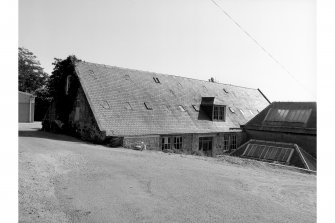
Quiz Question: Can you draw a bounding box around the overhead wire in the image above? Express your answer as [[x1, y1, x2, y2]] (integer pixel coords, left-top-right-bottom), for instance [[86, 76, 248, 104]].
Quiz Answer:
[[208, 0, 314, 95]]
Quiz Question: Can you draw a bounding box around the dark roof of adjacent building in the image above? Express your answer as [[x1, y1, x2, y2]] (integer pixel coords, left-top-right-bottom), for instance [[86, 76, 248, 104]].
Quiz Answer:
[[243, 102, 316, 135], [74, 61, 270, 136]]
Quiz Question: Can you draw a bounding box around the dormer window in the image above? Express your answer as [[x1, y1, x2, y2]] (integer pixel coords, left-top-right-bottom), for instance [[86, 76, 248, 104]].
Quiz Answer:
[[65, 75, 71, 95], [153, 77, 160, 83], [213, 105, 226, 121]]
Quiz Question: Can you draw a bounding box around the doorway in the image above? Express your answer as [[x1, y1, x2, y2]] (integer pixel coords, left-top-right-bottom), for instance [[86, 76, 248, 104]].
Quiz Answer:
[[199, 137, 213, 156]]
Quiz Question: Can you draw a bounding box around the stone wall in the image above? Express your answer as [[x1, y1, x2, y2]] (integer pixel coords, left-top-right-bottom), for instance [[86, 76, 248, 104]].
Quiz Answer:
[[68, 87, 106, 143], [123, 135, 160, 150]]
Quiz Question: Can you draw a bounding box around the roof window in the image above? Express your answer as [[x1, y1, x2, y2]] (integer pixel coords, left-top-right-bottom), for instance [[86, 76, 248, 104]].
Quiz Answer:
[[192, 105, 199, 112], [153, 77, 160, 83], [144, 102, 153, 110], [178, 105, 186, 112], [229, 107, 235, 113], [124, 102, 132, 110], [100, 100, 110, 109], [124, 74, 130, 80]]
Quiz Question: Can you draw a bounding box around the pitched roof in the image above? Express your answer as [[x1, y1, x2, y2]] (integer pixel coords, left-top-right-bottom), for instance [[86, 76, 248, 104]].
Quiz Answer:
[[244, 102, 316, 134], [74, 61, 270, 136]]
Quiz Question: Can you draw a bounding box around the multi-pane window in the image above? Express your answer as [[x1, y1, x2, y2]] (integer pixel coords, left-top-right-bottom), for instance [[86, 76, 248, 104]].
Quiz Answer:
[[162, 136, 182, 150], [230, 134, 237, 150], [223, 135, 229, 151], [174, 136, 182, 149], [213, 106, 225, 121], [161, 137, 171, 150]]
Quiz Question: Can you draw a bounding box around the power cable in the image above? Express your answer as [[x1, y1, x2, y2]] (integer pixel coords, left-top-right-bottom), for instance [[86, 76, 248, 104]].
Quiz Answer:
[[209, 0, 314, 95]]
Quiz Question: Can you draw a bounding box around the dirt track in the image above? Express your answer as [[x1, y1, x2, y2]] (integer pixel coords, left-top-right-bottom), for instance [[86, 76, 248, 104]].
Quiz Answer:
[[19, 123, 316, 223]]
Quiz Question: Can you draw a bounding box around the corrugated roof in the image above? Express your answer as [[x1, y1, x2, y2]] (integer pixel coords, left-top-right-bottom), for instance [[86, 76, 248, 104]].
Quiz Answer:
[[74, 61, 270, 136]]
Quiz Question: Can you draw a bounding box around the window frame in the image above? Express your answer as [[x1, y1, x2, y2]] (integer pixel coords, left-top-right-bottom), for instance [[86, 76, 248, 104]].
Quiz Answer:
[[213, 105, 226, 121]]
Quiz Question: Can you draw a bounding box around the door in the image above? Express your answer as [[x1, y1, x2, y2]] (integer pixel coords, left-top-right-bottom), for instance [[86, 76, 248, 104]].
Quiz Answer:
[[199, 137, 213, 156]]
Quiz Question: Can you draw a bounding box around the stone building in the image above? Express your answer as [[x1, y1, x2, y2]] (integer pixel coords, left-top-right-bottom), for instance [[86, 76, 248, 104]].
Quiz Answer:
[[19, 91, 35, 123], [231, 102, 316, 171], [43, 61, 270, 156]]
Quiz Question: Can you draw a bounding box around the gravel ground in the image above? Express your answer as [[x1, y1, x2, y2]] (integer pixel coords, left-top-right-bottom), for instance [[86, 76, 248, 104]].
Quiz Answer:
[[19, 123, 316, 223]]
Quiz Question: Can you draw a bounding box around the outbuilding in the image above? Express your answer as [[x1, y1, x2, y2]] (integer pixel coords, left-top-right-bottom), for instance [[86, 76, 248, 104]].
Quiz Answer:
[[19, 91, 35, 123]]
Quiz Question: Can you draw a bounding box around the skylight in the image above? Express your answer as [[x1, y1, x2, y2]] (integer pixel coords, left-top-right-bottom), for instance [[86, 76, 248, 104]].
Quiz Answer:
[[144, 102, 153, 110], [124, 102, 132, 110], [153, 77, 160, 83], [100, 100, 110, 109], [192, 105, 199, 112], [265, 108, 312, 123], [178, 105, 186, 112], [229, 107, 235, 113]]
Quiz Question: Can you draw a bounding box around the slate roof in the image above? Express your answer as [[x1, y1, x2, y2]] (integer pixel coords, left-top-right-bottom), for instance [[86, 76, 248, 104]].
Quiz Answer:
[[244, 102, 316, 135], [74, 61, 270, 136]]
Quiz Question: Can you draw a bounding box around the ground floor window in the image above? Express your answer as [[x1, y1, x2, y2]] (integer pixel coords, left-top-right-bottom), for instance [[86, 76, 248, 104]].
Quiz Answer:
[[174, 136, 182, 149], [161, 137, 171, 150], [222, 134, 237, 152], [161, 136, 182, 150], [199, 137, 213, 156], [230, 134, 237, 150]]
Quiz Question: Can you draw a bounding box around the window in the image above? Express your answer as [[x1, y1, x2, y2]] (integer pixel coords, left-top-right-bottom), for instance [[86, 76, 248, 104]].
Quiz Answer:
[[178, 105, 186, 112], [174, 136, 182, 149], [161, 137, 171, 150], [213, 106, 225, 121], [153, 77, 160, 83], [100, 100, 110, 109], [265, 108, 312, 123], [124, 102, 132, 110], [144, 102, 153, 110], [230, 134, 237, 150], [192, 105, 199, 112], [223, 135, 229, 151], [243, 144, 293, 163], [65, 75, 71, 95]]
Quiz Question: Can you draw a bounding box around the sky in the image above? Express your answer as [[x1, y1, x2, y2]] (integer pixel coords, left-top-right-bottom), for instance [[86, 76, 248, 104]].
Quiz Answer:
[[19, 0, 316, 102]]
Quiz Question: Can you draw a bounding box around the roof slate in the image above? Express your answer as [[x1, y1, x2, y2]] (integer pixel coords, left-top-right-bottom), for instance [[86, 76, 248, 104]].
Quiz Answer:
[[75, 61, 270, 136]]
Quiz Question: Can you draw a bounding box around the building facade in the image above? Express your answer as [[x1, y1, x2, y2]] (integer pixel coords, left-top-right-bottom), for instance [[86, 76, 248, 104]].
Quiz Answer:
[[43, 60, 270, 156], [19, 91, 35, 123], [231, 102, 316, 170]]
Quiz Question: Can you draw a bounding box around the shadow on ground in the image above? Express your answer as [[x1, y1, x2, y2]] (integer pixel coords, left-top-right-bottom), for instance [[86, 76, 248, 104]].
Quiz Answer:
[[19, 129, 86, 144]]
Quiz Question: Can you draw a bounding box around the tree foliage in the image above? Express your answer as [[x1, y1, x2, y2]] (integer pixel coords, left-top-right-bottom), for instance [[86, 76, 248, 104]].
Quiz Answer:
[[18, 47, 48, 93], [47, 55, 81, 123]]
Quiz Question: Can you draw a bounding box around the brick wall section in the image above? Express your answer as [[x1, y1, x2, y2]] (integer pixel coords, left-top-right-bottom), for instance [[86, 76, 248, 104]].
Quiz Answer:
[[246, 129, 316, 158], [68, 87, 106, 143]]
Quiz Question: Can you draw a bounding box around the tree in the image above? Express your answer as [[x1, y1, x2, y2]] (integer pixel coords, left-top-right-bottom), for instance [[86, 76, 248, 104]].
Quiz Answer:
[[18, 47, 48, 93]]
